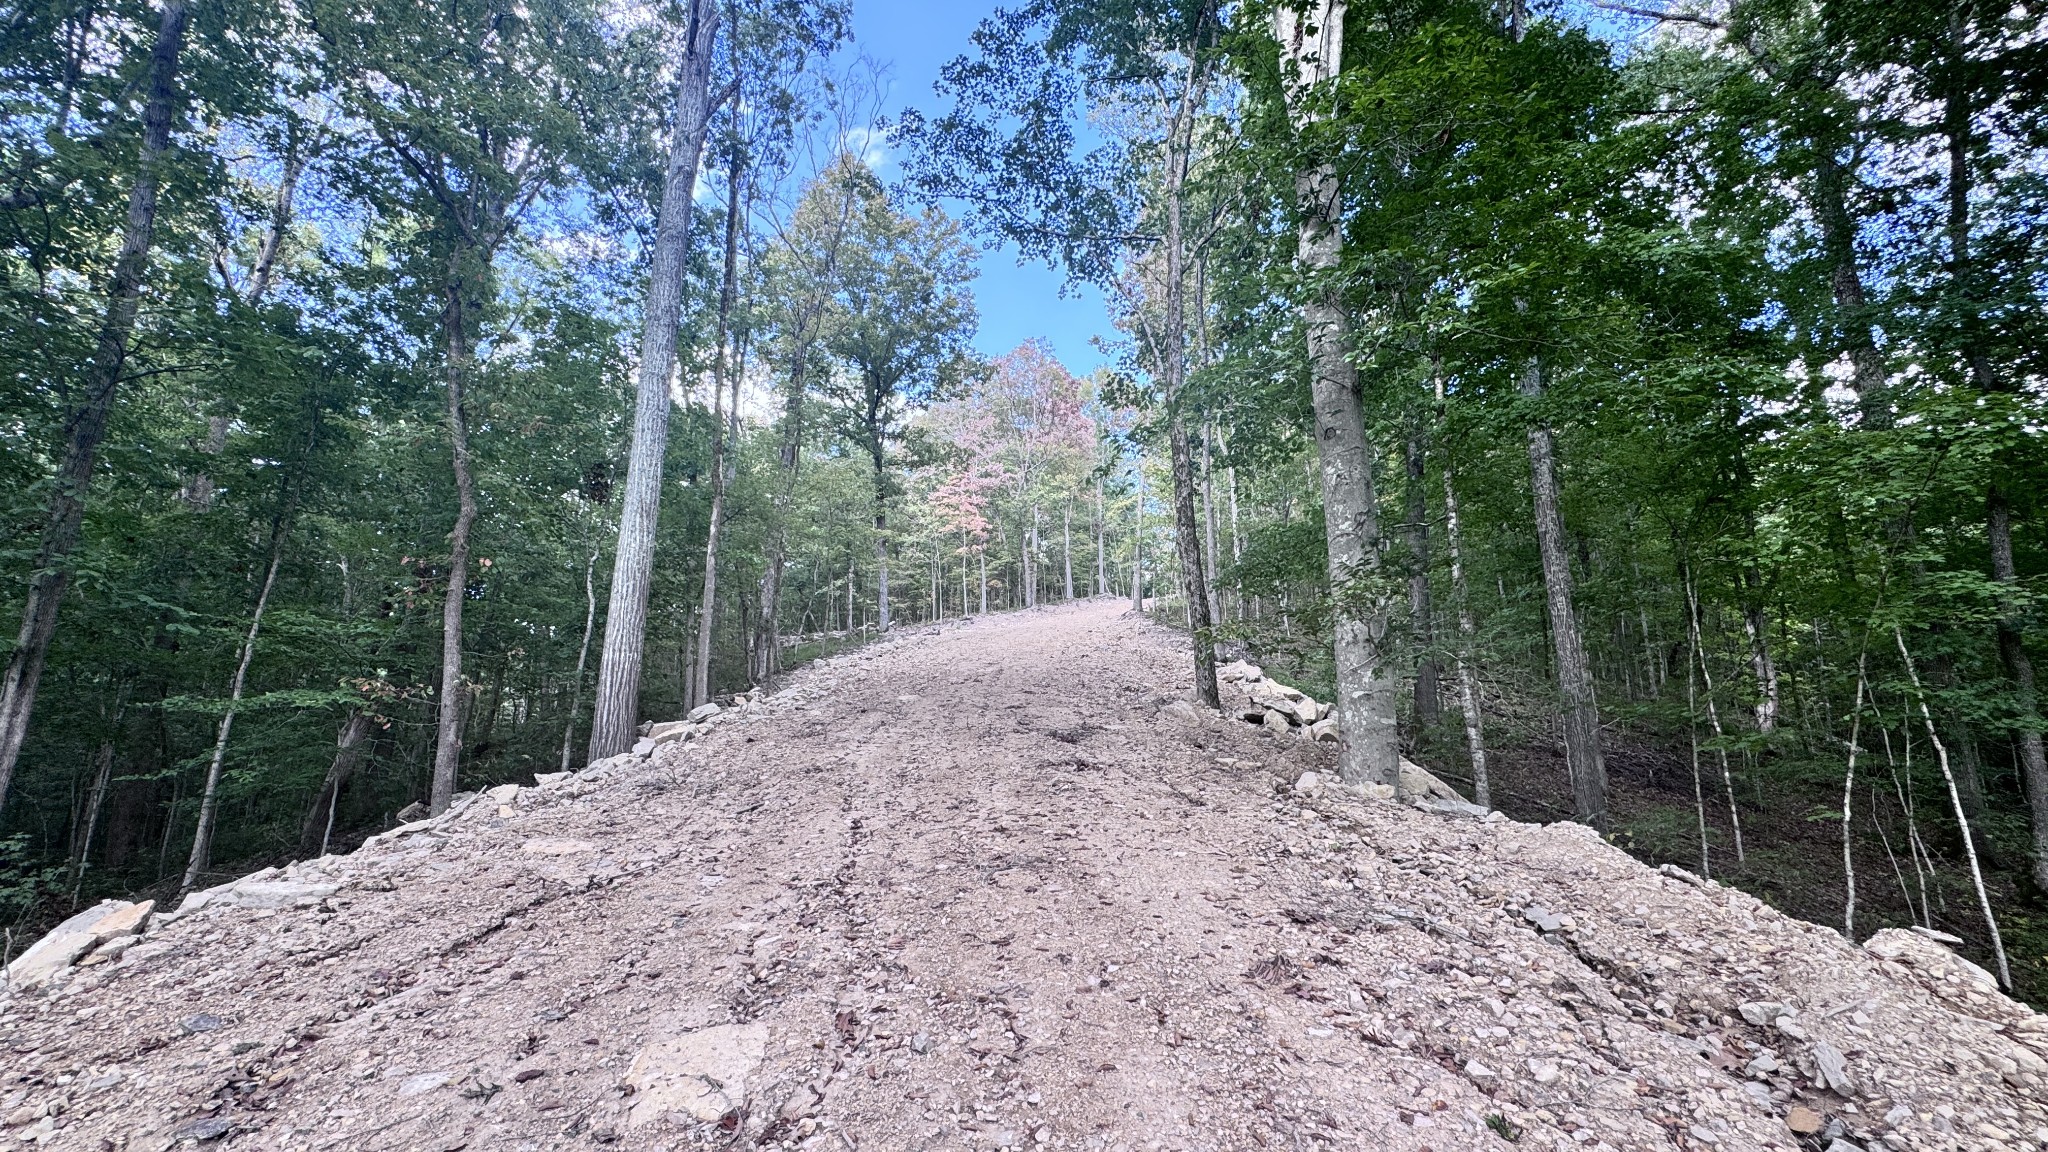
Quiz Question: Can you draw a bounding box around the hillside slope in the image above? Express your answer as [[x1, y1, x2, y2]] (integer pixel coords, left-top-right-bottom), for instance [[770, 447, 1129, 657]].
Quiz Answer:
[[3, 600, 2041, 1151]]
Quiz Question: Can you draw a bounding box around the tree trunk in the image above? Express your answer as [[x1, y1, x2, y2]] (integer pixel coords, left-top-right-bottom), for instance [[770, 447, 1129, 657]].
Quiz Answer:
[[1809, 129, 1890, 424], [182, 535, 286, 893], [1159, 74, 1219, 712], [1024, 509, 1037, 608], [1063, 505, 1074, 601], [1988, 489, 2048, 889], [1095, 476, 1107, 596], [561, 551, 598, 773], [1201, 421, 1222, 627], [978, 547, 988, 614], [1276, 0, 1396, 786], [429, 273, 481, 815], [1442, 452, 1487, 808], [1406, 427, 1439, 728], [1524, 359, 1606, 829], [1131, 465, 1144, 612], [690, 154, 747, 709], [586, 0, 722, 759], [1686, 573, 1743, 863], [299, 709, 370, 858], [1897, 627, 2011, 988], [1739, 567, 1780, 734], [0, 0, 191, 812], [69, 741, 115, 900]]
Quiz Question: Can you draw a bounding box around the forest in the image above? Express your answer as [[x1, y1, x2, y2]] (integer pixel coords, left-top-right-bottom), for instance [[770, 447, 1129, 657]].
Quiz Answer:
[[5, 0, 2048, 1002]]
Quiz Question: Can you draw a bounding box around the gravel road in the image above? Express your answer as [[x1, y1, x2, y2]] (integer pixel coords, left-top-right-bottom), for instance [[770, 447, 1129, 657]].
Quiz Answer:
[[3, 599, 2041, 1152]]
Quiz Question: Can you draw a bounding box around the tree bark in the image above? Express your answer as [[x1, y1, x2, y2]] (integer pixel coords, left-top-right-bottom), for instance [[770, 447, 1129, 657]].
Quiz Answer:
[[1201, 421, 1222, 626], [69, 740, 115, 900], [1095, 475, 1107, 596], [299, 709, 370, 858], [1159, 65, 1219, 712], [182, 534, 286, 893], [1989, 489, 2048, 889], [1406, 427, 1440, 727], [0, 0, 191, 813], [1524, 358, 1606, 829], [1276, 0, 1397, 786], [429, 275, 481, 814], [1897, 627, 2011, 988], [1131, 465, 1144, 612], [690, 154, 747, 709], [1063, 505, 1075, 601], [1442, 451, 1488, 808], [561, 550, 597, 773], [586, 0, 721, 759]]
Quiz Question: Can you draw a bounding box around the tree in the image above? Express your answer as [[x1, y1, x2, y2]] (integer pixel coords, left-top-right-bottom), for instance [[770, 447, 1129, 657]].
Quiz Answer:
[[1269, 0, 1400, 788], [0, 0, 192, 813], [817, 166, 979, 633], [585, 0, 723, 761]]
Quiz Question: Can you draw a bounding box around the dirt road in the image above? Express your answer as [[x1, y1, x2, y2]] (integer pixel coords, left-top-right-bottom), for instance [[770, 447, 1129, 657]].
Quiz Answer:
[[5, 601, 2042, 1151]]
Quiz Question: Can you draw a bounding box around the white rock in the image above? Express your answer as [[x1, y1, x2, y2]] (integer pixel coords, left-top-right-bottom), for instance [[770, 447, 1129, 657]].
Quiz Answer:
[[521, 838, 597, 855], [623, 1023, 768, 1127], [5, 900, 144, 989], [1464, 1059, 1497, 1081], [484, 783, 520, 804], [1738, 1001, 1789, 1027], [1527, 1059, 1560, 1084], [1295, 771, 1325, 796], [687, 702, 723, 723], [1813, 1039, 1856, 1094], [1309, 718, 1338, 743], [397, 1071, 451, 1097], [648, 721, 692, 745], [1217, 660, 1263, 683], [631, 738, 655, 758]]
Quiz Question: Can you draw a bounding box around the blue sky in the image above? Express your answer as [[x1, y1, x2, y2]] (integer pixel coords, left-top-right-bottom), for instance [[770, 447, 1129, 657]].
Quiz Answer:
[[852, 0, 1114, 376]]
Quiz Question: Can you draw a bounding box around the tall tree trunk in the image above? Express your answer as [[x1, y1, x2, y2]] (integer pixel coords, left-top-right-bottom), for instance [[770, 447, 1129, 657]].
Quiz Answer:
[[69, 740, 115, 900], [1897, 627, 2011, 988], [1809, 126, 1890, 423], [874, 483, 891, 631], [561, 551, 597, 773], [1159, 74, 1219, 712], [1442, 450, 1488, 808], [181, 533, 287, 894], [587, 0, 721, 759], [1686, 572, 1744, 863], [1201, 421, 1222, 627], [1063, 506, 1074, 601], [1024, 509, 1037, 608], [1406, 427, 1440, 728], [690, 155, 746, 709], [0, 0, 191, 812], [1131, 465, 1144, 612], [1524, 357, 1606, 829], [1738, 565, 1780, 734], [978, 547, 988, 614], [299, 709, 370, 858], [1276, 0, 1396, 786], [1990, 490, 2048, 889], [429, 274, 481, 815], [1095, 476, 1107, 596]]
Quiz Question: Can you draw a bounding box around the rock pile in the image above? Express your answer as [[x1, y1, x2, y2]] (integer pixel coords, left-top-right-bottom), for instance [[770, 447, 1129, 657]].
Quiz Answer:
[[624, 686, 765, 759], [1218, 659, 1338, 742], [3, 899, 153, 991]]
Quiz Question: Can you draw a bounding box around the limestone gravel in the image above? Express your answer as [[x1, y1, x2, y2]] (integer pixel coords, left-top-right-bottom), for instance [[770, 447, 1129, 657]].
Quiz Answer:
[[0, 600, 2040, 1152]]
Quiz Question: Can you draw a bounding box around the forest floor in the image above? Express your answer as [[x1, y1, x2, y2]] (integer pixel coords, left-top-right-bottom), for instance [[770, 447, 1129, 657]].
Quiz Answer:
[[5, 600, 2046, 1152]]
